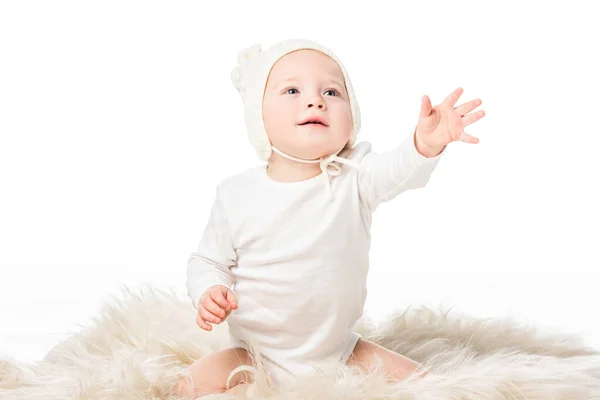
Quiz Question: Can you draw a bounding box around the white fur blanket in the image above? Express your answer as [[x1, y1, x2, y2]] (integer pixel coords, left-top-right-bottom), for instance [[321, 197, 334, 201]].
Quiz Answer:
[[1, 285, 599, 399]]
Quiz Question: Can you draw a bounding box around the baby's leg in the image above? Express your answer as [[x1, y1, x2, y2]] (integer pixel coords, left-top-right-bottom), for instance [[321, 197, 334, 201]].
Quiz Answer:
[[175, 347, 255, 398], [346, 338, 429, 382]]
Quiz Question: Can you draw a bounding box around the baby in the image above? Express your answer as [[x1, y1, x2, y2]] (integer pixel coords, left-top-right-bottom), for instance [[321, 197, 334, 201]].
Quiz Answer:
[[176, 38, 485, 398]]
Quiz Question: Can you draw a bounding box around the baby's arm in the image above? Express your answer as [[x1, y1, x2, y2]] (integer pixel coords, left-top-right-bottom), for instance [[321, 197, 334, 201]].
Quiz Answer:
[[357, 127, 444, 212], [186, 185, 237, 310]]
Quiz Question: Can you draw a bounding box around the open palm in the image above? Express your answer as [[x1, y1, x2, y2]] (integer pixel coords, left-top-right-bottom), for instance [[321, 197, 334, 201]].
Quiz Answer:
[[417, 87, 485, 149]]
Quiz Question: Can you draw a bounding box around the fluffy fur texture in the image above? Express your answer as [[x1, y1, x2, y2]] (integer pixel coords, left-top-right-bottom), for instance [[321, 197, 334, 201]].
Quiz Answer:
[[1, 284, 600, 399]]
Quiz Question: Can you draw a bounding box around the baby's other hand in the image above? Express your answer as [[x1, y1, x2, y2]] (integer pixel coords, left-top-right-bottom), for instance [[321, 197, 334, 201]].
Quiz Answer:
[[415, 87, 485, 156], [196, 285, 238, 331]]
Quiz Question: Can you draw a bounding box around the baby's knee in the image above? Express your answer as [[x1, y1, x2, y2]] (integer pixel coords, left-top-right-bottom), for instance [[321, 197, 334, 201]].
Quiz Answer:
[[174, 349, 252, 398], [173, 373, 219, 399]]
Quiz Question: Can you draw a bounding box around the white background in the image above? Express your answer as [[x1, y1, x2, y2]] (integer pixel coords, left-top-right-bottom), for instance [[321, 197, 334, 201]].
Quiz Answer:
[[1, 1, 599, 363]]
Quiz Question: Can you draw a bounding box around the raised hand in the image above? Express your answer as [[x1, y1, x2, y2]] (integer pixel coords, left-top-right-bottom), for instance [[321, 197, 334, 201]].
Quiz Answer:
[[415, 87, 486, 157], [196, 285, 238, 331]]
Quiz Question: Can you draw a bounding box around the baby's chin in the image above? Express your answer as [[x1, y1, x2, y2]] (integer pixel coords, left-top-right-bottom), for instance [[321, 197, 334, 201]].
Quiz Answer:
[[290, 137, 350, 159]]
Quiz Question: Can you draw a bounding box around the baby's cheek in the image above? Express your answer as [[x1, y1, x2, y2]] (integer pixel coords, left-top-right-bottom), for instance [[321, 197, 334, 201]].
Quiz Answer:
[[337, 108, 353, 132], [263, 112, 291, 143], [337, 120, 353, 142]]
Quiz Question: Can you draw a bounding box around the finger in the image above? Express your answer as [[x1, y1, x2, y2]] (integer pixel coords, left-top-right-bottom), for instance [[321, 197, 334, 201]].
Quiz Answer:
[[203, 298, 226, 319], [443, 87, 463, 107], [201, 307, 222, 324], [224, 289, 238, 310], [455, 98, 482, 117], [196, 313, 212, 331], [419, 95, 433, 118], [459, 131, 479, 144], [461, 110, 486, 128], [210, 290, 231, 312]]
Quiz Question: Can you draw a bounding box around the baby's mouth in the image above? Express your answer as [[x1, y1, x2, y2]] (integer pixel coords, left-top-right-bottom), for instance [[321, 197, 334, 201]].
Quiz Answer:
[[299, 121, 327, 127], [298, 116, 329, 127]]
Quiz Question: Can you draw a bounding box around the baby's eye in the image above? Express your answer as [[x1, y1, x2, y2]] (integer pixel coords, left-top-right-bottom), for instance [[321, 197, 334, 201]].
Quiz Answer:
[[284, 88, 339, 96]]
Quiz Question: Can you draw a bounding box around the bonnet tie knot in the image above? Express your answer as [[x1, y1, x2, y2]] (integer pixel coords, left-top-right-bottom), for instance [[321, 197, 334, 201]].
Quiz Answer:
[[271, 145, 361, 200], [318, 153, 361, 198]]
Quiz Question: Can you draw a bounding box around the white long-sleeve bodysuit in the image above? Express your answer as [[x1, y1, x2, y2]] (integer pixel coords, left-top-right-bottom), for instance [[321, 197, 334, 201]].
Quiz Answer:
[[186, 132, 444, 386]]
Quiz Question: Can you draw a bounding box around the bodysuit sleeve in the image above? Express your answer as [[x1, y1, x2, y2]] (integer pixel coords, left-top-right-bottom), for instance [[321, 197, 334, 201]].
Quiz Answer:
[[357, 128, 445, 212], [186, 186, 237, 310]]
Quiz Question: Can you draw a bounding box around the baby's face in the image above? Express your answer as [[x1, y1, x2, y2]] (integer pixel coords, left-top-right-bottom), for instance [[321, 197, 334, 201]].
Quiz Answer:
[[262, 49, 352, 160]]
